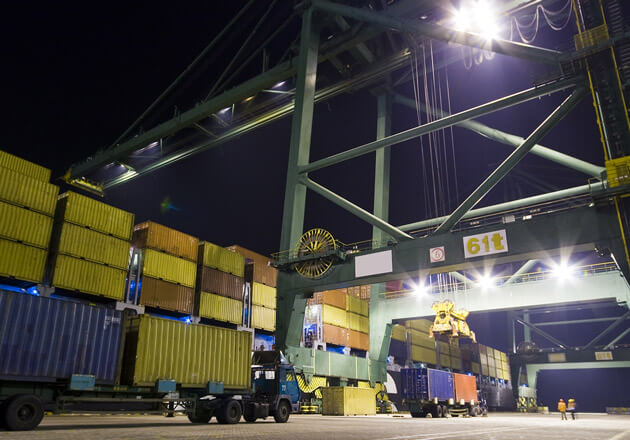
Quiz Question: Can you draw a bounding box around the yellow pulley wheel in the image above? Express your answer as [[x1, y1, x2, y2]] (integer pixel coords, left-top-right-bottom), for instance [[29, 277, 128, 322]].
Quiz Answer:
[[294, 228, 337, 279]]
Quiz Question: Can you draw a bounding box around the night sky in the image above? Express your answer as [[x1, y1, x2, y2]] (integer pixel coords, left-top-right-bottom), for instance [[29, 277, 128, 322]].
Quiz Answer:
[[2, 2, 627, 351]]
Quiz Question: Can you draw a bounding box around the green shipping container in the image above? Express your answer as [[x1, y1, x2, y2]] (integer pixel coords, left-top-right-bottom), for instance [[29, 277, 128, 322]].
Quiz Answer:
[[122, 315, 251, 389]]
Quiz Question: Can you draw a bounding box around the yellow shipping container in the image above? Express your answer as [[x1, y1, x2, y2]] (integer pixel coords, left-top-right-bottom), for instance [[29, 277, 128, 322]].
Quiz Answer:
[[481, 364, 489, 376], [0, 239, 47, 283], [0, 201, 53, 249], [345, 294, 362, 315], [132, 221, 198, 262], [52, 255, 126, 300], [56, 222, 130, 270], [142, 248, 196, 288], [360, 299, 369, 317], [441, 354, 451, 368], [0, 150, 51, 182], [472, 362, 481, 374], [391, 324, 407, 341], [406, 318, 432, 332], [0, 167, 58, 215], [450, 357, 462, 370], [252, 282, 276, 309], [321, 387, 376, 416], [347, 312, 369, 333], [124, 315, 251, 389], [500, 352, 508, 362], [438, 341, 450, 356], [359, 315, 369, 333], [411, 345, 437, 365], [409, 328, 435, 349], [58, 192, 134, 240], [199, 292, 243, 325], [322, 304, 347, 328], [200, 241, 244, 277], [252, 305, 275, 331]]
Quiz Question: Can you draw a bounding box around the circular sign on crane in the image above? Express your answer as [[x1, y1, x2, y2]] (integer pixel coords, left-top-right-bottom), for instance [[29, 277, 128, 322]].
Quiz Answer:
[[429, 246, 445, 263]]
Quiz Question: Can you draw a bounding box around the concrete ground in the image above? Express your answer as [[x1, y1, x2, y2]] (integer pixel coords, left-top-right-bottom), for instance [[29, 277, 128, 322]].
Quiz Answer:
[[1, 412, 629, 440]]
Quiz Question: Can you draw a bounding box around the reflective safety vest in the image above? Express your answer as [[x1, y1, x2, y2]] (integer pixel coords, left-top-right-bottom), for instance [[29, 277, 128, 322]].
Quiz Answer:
[[558, 401, 566, 411]]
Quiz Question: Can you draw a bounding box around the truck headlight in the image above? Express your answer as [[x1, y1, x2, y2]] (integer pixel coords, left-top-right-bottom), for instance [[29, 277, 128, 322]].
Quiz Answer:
[[448, 398, 454, 405]]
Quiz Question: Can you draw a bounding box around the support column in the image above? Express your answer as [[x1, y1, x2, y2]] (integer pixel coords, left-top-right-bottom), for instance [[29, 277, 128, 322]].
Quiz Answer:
[[276, 8, 319, 351], [523, 311, 531, 343]]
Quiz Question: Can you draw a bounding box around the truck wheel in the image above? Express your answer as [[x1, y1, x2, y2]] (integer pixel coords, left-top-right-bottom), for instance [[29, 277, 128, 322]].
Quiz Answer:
[[3, 394, 44, 431], [187, 408, 212, 424], [441, 405, 449, 418], [274, 400, 290, 423], [410, 411, 422, 418], [243, 404, 257, 423], [435, 405, 443, 418], [218, 399, 241, 424]]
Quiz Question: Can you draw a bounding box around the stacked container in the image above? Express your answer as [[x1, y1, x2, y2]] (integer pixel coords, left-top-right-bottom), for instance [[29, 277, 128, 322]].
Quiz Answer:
[[197, 241, 245, 326], [227, 245, 278, 332], [47, 192, 133, 301], [407, 319, 437, 365], [346, 284, 371, 300], [129, 221, 198, 314], [0, 151, 58, 284]]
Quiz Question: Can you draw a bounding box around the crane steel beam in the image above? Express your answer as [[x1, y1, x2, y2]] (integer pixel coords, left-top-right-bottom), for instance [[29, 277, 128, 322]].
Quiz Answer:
[[392, 94, 604, 177], [434, 87, 588, 233], [299, 77, 581, 174], [583, 310, 630, 350], [516, 319, 569, 349], [301, 177, 413, 241], [536, 317, 627, 327], [504, 259, 540, 285], [399, 182, 604, 232], [373, 93, 392, 246], [604, 327, 630, 350], [310, 0, 562, 64]]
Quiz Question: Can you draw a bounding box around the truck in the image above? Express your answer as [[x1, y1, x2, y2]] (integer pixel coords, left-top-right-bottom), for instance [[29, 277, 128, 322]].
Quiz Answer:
[[401, 367, 483, 418], [0, 290, 300, 431]]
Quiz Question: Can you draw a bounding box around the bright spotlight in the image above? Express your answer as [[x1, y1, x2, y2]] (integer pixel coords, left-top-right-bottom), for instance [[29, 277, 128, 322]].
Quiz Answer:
[[553, 263, 574, 280], [414, 284, 426, 296], [453, 9, 470, 31], [451, 0, 500, 40], [272, 81, 286, 89], [477, 274, 494, 289], [218, 107, 230, 114]]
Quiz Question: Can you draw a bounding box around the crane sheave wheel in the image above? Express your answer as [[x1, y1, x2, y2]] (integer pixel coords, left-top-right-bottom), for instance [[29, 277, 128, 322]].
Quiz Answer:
[[294, 228, 337, 279]]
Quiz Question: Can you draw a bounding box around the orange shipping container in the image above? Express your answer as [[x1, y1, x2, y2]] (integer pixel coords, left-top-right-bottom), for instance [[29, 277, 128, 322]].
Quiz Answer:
[[347, 329, 369, 351], [139, 276, 194, 314], [321, 289, 347, 309], [133, 221, 198, 262], [322, 324, 348, 347], [198, 266, 244, 300], [226, 245, 278, 287], [453, 372, 477, 403]]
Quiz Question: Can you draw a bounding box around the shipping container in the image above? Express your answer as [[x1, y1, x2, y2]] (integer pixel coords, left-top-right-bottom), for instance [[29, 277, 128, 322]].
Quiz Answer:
[[401, 368, 454, 402], [199, 291, 243, 325], [139, 276, 194, 314], [0, 150, 51, 182], [52, 255, 126, 300], [321, 387, 376, 415], [450, 357, 462, 370], [0, 200, 53, 249], [347, 285, 370, 300], [438, 341, 450, 356], [133, 221, 198, 262], [55, 222, 130, 270], [392, 324, 407, 342], [122, 315, 251, 389], [406, 318, 433, 332], [199, 242, 244, 277], [0, 238, 47, 283], [322, 304, 347, 328], [197, 266, 244, 300], [441, 355, 451, 368], [0, 290, 123, 383], [347, 329, 369, 351], [472, 362, 481, 374], [347, 312, 361, 333], [320, 289, 347, 309], [409, 329, 435, 349], [57, 192, 134, 240], [322, 323, 348, 347], [251, 282, 276, 309], [411, 345, 437, 365], [252, 305, 275, 331], [0, 166, 58, 215], [226, 245, 277, 287], [452, 373, 477, 403], [360, 299, 369, 316], [346, 294, 362, 315], [142, 248, 196, 288]]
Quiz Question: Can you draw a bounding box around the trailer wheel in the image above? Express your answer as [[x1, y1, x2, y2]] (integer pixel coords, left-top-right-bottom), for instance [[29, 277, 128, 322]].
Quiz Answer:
[[435, 405, 443, 418], [243, 404, 257, 423], [217, 399, 241, 424], [187, 408, 212, 424], [3, 394, 44, 431], [410, 411, 422, 418], [441, 405, 449, 418], [274, 400, 290, 423]]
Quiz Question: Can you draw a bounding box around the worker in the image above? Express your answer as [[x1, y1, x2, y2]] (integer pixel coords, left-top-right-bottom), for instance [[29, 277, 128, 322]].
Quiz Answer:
[[558, 399, 567, 420], [567, 398, 577, 420]]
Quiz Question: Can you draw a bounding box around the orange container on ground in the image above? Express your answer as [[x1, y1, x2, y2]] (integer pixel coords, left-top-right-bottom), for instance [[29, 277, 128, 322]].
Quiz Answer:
[[133, 221, 198, 262], [452, 372, 477, 403]]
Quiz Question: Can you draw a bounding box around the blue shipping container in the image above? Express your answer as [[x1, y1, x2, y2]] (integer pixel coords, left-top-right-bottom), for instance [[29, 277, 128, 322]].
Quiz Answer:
[[0, 290, 123, 383], [401, 368, 454, 401]]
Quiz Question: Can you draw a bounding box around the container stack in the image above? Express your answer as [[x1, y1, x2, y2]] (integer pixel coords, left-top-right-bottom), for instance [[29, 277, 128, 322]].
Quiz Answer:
[[459, 341, 482, 375], [130, 221, 198, 314], [227, 245, 278, 332], [407, 319, 437, 365], [196, 241, 245, 326], [47, 192, 133, 301], [347, 284, 371, 300], [0, 151, 58, 284]]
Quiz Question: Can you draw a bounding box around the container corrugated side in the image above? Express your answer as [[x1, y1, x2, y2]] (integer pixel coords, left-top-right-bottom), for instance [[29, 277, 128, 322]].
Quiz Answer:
[[200, 242, 244, 277], [411, 345, 437, 365], [251, 282, 276, 309], [226, 245, 277, 286], [345, 294, 362, 315], [252, 305, 275, 331], [133, 221, 198, 262], [347, 329, 369, 351], [406, 318, 433, 332], [198, 266, 244, 300], [321, 387, 376, 416], [0, 290, 123, 383], [0, 239, 47, 283], [360, 300, 369, 316], [124, 315, 251, 389], [322, 324, 348, 346], [472, 362, 481, 374], [52, 255, 126, 300], [0, 151, 51, 182], [142, 248, 196, 288], [139, 276, 194, 314], [401, 368, 428, 401], [58, 192, 134, 240], [427, 368, 454, 401], [0, 200, 53, 249], [0, 166, 58, 215], [320, 289, 346, 309], [409, 329, 435, 349], [56, 222, 130, 270], [322, 304, 347, 328], [391, 324, 407, 342], [199, 292, 242, 324]]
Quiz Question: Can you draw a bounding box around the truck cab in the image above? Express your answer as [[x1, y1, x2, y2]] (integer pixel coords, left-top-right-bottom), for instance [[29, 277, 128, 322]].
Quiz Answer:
[[244, 351, 301, 423]]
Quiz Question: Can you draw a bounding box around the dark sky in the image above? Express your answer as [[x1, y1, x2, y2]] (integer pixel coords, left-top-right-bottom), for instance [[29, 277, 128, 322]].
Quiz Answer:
[[2, 1, 624, 352]]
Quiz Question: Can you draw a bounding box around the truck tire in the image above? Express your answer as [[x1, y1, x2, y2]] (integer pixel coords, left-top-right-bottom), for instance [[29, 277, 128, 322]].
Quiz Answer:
[[274, 400, 290, 423], [217, 399, 241, 424], [435, 405, 443, 418], [187, 408, 212, 424], [243, 404, 257, 423], [441, 405, 449, 418], [410, 411, 423, 418], [3, 394, 44, 431]]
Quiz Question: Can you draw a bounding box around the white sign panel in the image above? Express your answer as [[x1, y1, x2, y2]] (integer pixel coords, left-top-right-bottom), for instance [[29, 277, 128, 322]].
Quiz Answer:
[[463, 229, 508, 259], [355, 250, 393, 278], [595, 351, 613, 361], [429, 246, 445, 263]]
